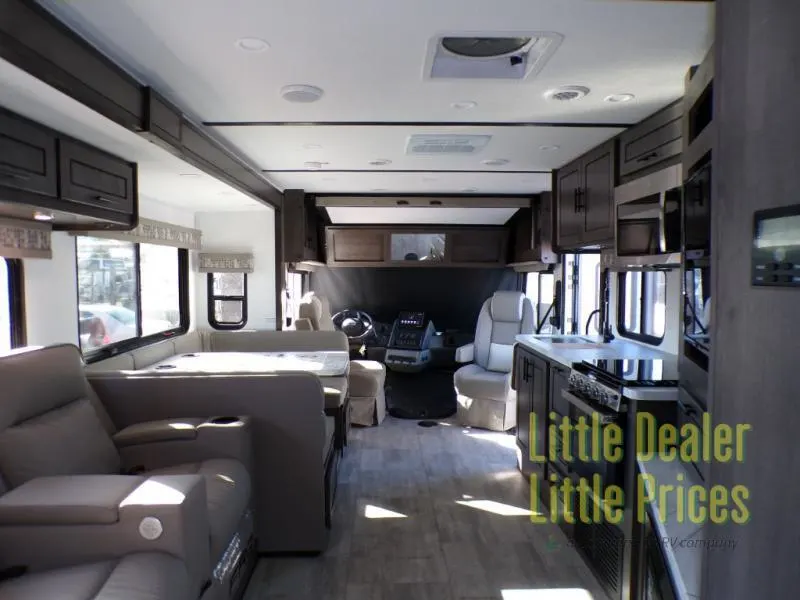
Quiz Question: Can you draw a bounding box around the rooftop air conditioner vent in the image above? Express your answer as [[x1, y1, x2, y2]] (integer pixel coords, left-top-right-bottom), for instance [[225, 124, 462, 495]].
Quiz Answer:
[[427, 32, 563, 81], [406, 134, 491, 155]]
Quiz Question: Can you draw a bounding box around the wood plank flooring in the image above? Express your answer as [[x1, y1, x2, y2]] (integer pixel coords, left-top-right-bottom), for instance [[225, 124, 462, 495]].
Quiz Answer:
[[243, 417, 610, 600]]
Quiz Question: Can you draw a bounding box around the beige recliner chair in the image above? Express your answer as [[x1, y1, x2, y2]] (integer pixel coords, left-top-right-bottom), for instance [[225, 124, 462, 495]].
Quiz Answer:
[[296, 293, 387, 426], [453, 291, 534, 431]]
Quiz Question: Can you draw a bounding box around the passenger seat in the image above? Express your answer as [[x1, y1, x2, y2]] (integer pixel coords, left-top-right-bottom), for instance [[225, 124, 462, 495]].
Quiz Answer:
[[0, 552, 191, 600], [296, 293, 387, 426]]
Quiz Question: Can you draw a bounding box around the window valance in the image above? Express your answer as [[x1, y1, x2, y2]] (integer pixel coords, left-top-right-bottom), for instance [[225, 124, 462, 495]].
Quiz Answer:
[[0, 218, 52, 259], [72, 218, 202, 250], [198, 252, 254, 273]]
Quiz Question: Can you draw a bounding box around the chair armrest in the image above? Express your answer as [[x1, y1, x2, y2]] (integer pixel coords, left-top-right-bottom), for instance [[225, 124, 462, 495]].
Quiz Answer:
[[0, 475, 209, 594], [293, 318, 314, 331], [455, 343, 475, 363], [116, 416, 254, 476]]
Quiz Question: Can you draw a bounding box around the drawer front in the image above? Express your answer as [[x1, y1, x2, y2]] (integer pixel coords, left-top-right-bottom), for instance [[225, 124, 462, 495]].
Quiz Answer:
[[619, 102, 683, 178], [0, 111, 58, 197], [59, 139, 135, 214]]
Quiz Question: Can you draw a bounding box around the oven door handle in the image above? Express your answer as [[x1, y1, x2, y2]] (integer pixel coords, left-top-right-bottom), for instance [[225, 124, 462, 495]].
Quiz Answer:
[[561, 390, 617, 424]]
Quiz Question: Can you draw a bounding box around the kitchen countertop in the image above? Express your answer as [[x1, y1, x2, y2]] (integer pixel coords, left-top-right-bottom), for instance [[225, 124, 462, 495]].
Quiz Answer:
[[638, 455, 711, 600], [514, 334, 679, 401]]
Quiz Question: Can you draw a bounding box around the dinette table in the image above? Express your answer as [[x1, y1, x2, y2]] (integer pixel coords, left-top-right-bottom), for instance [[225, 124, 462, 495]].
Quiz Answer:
[[146, 351, 350, 377]]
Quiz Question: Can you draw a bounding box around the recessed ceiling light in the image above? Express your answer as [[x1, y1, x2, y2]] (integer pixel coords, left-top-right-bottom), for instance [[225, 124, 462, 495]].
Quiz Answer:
[[281, 84, 324, 103], [482, 158, 509, 166], [33, 211, 53, 222], [303, 143, 322, 150], [462, 187, 478, 193], [371, 188, 388, 192], [605, 93, 635, 103], [539, 145, 560, 151], [303, 161, 328, 170], [369, 158, 392, 166], [235, 37, 270, 52], [179, 173, 201, 177], [544, 86, 590, 102], [451, 101, 477, 110]]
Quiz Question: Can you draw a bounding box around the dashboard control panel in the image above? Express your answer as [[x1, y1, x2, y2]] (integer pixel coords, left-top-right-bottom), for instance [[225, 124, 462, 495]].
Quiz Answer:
[[388, 311, 435, 351]]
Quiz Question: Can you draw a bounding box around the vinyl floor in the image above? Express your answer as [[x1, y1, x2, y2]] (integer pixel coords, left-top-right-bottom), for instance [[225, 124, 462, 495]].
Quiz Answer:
[[243, 416, 611, 600]]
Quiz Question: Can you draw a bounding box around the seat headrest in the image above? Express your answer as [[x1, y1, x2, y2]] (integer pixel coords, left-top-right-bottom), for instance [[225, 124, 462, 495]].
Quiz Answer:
[[298, 293, 323, 324], [490, 291, 525, 323], [0, 344, 89, 429]]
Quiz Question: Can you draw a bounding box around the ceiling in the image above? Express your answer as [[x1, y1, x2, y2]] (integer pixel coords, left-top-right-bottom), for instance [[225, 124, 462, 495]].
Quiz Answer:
[[34, 0, 714, 222], [0, 58, 265, 214]]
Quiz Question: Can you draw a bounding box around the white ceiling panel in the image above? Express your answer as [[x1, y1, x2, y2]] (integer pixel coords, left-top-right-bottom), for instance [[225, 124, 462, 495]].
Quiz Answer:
[[325, 206, 520, 225], [0, 58, 266, 213], [37, 0, 713, 124], [266, 172, 552, 195], [214, 125, 624, 172]]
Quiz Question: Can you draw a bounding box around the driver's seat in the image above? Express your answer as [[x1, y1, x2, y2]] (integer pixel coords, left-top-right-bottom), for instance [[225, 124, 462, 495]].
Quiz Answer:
[[296, 293, 386, 426]]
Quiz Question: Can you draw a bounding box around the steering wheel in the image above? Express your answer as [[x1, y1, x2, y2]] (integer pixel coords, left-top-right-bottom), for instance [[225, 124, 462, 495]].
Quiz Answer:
[[332, 309, 375, 341]]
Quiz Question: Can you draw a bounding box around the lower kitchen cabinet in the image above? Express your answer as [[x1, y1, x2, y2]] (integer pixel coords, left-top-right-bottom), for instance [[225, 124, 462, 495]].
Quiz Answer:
[[513, 345, 549, 479]]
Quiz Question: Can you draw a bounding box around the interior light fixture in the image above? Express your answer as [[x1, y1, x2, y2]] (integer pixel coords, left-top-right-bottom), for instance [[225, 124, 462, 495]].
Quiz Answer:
[[451, 101, 477, 110], [369, 158, 392, 166], [303, 161, 327, 170], [462, 187, 478, 193], [179, 173, 201, 177], [235, 37, 270, 52], [33, 211, 54, 221], [303, 143, 322, 150], [604, 93, 635, 103], [281, 84, 324, 103], [539, 145, 560, 151], [482, 158, 509, 166]]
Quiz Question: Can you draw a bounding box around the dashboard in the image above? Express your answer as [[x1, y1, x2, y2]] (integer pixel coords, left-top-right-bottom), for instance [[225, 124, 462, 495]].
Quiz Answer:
[[397, 311, 425, 328]]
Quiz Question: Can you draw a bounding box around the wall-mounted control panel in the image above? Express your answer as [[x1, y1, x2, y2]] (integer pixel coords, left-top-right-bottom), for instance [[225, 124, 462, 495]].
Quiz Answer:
[[752, 204, 800, 286]]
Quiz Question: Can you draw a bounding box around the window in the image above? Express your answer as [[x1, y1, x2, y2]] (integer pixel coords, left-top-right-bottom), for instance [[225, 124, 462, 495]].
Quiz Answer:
[[576, 254, 602, 335], [76, 236, 188, 355], [0, 259, 11, 354], [525, 271, 556, 334], [284, 270, 306, 328], [618, 271, 667, 344], [208, 273, 248, 330]]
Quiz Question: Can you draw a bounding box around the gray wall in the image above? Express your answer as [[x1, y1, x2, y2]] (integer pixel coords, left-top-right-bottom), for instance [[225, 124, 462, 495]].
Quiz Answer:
[[706, 1, 800, 598]]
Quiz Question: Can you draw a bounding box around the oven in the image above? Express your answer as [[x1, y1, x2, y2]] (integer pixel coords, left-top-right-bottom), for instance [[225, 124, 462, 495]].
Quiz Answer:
[[614, 164, 683, 267]]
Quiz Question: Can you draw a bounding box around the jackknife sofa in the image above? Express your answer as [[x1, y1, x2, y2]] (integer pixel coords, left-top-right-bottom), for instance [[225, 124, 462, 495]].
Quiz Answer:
[[0, 344, 257, 599]]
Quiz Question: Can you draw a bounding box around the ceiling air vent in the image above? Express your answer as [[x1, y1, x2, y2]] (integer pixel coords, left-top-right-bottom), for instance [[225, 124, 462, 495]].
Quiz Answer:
[[544, 86, 590, 102], [406, 134, 491, 155], [427, 32, 563, 81]]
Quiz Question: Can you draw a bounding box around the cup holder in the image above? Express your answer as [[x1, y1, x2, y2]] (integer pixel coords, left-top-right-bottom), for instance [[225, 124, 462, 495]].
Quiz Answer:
[[209, 416, 240, 425]]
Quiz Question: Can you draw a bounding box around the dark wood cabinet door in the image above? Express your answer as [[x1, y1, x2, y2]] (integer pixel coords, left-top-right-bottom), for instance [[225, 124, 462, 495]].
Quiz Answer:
[[556, 162, 583, 248], [619, 100, 683, 179], [0, 110, 57, 198], [582, 140, 616, 246], [59, 138, 136, 215], [327, 228, 387, 264], [529, 354, 549, 468], [449, 229, 506, 265], [515, 349, 531, 453]]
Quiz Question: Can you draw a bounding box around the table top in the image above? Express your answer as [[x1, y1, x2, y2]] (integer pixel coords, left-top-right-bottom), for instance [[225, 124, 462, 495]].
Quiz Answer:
[[147, 351, 350, 377]]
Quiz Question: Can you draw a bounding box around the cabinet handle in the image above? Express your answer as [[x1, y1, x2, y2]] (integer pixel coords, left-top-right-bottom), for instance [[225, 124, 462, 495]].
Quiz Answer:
[[637, 151, 659, 163], [575, 189, 584, 213], [523, 358, 533, 382], [0, 167, 31, 181], [94, 195, 115, 204]]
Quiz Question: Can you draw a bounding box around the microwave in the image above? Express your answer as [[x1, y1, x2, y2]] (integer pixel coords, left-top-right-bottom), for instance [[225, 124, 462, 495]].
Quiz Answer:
[[614, 164, 683, 267]]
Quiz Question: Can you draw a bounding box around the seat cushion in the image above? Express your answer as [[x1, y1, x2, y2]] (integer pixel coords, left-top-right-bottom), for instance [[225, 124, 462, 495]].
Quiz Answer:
[[147, 459, 250, 561], [319, 376, 348, 409], [348, 360, 386, 397], [454, 364, 511, 402], [0, 552, 190, 600]]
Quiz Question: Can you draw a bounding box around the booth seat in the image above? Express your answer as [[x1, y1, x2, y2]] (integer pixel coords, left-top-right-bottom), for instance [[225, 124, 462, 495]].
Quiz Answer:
[[0, 344, 257, 600]]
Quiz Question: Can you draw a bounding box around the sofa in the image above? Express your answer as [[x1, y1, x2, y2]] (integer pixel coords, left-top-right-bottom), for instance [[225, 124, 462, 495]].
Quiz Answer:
[[0, 344, 257, 599]]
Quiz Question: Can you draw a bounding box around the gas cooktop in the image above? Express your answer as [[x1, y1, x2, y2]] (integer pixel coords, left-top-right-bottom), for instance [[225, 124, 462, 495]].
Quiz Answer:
[[576, 358, 680, 387]]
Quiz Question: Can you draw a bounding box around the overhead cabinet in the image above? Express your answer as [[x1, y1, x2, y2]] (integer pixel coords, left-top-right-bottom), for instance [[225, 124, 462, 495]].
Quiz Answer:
[[554, 139, 617, 250], [618, 100, 683, 180], [325, 226, 508, 267], [283, 190, 323, 263], [508, 193, 557, 266], [0, 107, 137, 229]]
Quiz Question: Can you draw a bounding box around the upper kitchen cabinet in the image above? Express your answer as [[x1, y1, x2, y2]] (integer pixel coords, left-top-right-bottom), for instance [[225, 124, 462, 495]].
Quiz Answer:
[[509, 193, 557, 267], [554, 139, 617, 251], [618, 100, 684, 182], [449, 228, 507, 265], [283, 190, 323, 264], [0, 107, 137, 230]]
